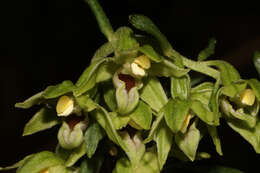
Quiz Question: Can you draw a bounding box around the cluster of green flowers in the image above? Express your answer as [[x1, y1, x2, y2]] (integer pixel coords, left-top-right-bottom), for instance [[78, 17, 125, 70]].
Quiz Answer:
[[1, 0, 260, 173]]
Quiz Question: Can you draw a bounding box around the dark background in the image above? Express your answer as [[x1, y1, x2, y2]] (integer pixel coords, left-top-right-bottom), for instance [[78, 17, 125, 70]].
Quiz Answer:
[[0, 0, 260, 172]]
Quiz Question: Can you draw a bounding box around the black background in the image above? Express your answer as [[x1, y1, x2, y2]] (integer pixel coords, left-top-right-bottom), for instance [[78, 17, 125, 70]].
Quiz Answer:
[[0, 0, 260, 172]]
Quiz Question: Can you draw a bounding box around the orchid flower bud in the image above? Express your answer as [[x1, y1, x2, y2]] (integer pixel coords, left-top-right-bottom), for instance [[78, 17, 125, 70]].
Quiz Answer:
[[56, 96, 74, 117], [240, 89, 255, 106], [58, 117, 87, 150]]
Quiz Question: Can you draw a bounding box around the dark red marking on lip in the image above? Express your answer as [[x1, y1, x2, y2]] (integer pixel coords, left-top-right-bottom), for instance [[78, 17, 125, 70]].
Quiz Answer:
[[66, 115, 85, 130], [118, 73, 135, 92]]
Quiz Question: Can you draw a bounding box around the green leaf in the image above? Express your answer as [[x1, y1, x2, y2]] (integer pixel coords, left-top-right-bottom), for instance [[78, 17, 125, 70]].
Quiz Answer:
[[191, 100, 217, 125], [227, 119, 260, 153], [23, 107, 60, 136], [78, 154, 104, 173], [74, 58, 106, 97], [43, 80, 75, 99], [0, 154, 35, 171], [91, 42, 114, 63], [164, 99, 191, 133], [96, 60, 118, 83], [247, 78, 260, 101], [209, 60, 240, 86], [207, 126, 223, 156], [65, 142, 87, 167], [175, 121, 200, 161], [75, 93, 97, 113], [148, 59, 189, 78], [84, 121, 104, 158], [171, 75, 190, 100], [253, 51, 260, 76], [198, 38, 216, 61], [15, 91, 44, 109], [138, 44, 162, 62], [207, 165, 245, 173], [110, 112, 130, 130], [103, 85, 117, 111], [140, 77, 168, 112], [155, 120, 173, 170], [129, 101, 152, 130], [17, 151, 64, 173]]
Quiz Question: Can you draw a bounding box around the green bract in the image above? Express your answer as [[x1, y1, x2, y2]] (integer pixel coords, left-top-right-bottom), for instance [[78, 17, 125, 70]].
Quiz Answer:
[[2, 0, 259, 173]]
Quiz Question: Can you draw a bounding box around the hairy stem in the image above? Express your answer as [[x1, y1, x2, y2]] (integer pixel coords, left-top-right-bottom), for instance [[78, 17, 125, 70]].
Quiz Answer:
[[85, 0, 114, 42]]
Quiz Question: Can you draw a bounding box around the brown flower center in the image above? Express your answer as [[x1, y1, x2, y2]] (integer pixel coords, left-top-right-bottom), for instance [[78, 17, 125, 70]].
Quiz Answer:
[[118, 73, 135, 92], [66, 115, 85, 130]]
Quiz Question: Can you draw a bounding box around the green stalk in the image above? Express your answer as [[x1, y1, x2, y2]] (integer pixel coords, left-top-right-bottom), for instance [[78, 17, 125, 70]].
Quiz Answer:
[[85, 0, 114, 42], [182, 57, 220, 79]]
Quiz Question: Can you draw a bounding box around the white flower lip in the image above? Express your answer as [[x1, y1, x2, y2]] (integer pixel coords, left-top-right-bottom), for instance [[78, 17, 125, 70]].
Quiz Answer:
[[56, 95, 74, 116]]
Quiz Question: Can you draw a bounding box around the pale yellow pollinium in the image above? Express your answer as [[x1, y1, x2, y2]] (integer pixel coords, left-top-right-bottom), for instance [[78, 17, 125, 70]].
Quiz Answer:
[[56, 96, 74, 117], [240, 89, 256, 106], [39, 169, 49, 173], [131, 55, 151, 77]]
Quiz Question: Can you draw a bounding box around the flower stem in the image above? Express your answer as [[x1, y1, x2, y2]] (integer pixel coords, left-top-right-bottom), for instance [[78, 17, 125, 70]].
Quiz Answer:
[[85, 0, 114, 42]]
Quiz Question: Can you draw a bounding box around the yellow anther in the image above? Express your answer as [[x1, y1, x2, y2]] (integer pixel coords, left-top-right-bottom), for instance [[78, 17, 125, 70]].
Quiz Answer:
[[240, 89, 255, 106], [181, 114, 191, 133], [56, 96, 74, 116], [134, 55, 151, 69], [40, 169, 49, 173]]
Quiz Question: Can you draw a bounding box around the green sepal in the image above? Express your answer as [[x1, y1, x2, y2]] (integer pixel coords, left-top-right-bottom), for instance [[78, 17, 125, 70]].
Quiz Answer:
[[56, 142, 87, 167], [171, 75, 190, 100], [220, 99, 256, 128], [23, 107, 60, 136], [129, 14, 183, 67], [15, 91, 44, 109], [42, 80, 75, 99], [148, 59, 189, 78], [227, 119, 260, 154], [91, 42, 114, 64], [191, 82, 214, 105], [175, 121, 200, 161], [253, 51, 260, 76], [197, 38, 216, 61], [84, 121, 104, 158], [74, 58, 107, 97], [96, 60, 119, 83], [48, 165, 73, 173], [129, 101, 152, 130], [209, 60, 240, 86], [103, 85, 117, 111], [110, 112, 130, 130], [247, 78, 260, 101], [191, 100, 218, 125], [17, 151, 64, 173], [207, 125, 223, 156], [221, 81, 247, 98], [113, 151, 160, 173], [75, 93, 97, 113], [155, 120, 173, 170], [138, 44, 162, 62], [140, 77, 168, 112], [0, 154, 35, 171], [78, 154, 104, 173], [164, 99, 191, 133]]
